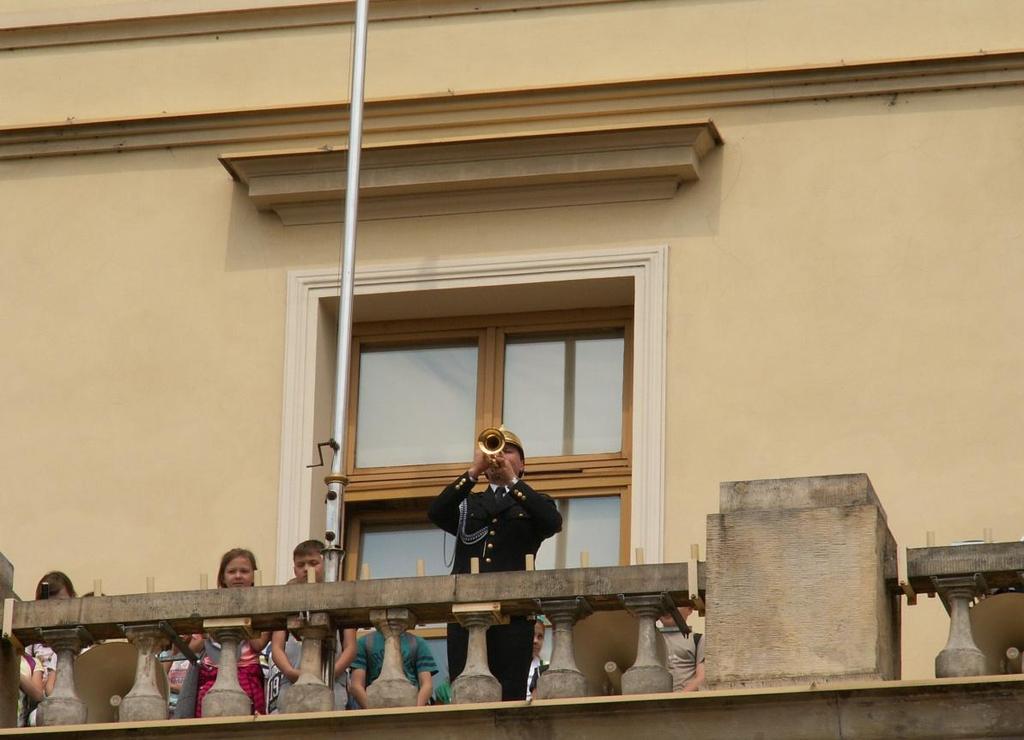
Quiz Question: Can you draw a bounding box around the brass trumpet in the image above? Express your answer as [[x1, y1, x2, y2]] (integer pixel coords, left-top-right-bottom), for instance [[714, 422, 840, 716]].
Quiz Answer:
[[477, 427, 507, 456]]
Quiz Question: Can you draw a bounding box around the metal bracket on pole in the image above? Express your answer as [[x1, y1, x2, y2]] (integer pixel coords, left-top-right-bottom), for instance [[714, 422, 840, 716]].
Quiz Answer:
[[307, 440, 340, 469]]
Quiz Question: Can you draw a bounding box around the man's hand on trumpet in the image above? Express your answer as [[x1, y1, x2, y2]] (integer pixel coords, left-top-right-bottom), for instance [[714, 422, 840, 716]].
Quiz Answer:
[[469, 446, 518, 487], [488, 451, 518, 487]]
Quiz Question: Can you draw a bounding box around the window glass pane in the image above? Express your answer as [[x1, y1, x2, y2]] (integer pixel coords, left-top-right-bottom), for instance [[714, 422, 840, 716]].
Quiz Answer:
[[502, 340, 565, 456], [503, 333, 623, 457], [356, 344, 477, 467], [534, 495, 620, 570], [359, 524, 451, 579], [573, 337, 624, 454], [563, 495, 620, 566]]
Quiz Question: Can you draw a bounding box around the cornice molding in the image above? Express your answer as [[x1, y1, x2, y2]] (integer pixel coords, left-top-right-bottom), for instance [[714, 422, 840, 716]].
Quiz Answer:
[[2, 50, 1023, 161], [0, 0, 635, 51], [220, 121, 721, 223]]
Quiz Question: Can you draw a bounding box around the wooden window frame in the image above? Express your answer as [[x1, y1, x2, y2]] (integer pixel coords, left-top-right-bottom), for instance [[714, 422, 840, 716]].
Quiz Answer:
[[345, 487, 630, 582], [342, 306, 633, 578], [345, 307, 632, 484]]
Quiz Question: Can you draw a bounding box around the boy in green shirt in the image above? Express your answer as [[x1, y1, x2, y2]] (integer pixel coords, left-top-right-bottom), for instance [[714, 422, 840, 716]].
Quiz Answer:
[[349, 630, 438, 708]]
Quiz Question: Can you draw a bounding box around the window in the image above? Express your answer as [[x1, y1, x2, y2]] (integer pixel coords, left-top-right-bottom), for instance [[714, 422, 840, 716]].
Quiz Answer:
[[342, 307, 633, 580], [355, 521, 451, 579], [278, 247, 668, 587], [535, 495, 622, 570], [355, 343, 478, 468], [503, 333, 624, 456]]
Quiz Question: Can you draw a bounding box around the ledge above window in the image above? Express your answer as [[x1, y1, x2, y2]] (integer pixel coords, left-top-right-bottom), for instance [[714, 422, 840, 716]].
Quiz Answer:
[[219, 120, 721, 224]]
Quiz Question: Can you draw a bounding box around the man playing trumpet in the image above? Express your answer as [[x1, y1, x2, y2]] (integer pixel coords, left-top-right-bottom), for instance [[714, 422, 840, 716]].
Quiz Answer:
[[427, 426, 562, 700]]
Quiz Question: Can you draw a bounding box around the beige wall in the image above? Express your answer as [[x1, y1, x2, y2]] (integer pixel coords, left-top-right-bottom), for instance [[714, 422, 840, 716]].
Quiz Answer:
[[2, 1, 1023, 681], [663, 86, 1024, 678], [1, 146, 296, 596], [4, 0, 1024, 126]]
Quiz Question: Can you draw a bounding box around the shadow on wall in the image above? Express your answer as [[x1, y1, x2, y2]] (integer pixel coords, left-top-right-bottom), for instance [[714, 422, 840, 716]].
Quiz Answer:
[[220, 144, 726, 274]]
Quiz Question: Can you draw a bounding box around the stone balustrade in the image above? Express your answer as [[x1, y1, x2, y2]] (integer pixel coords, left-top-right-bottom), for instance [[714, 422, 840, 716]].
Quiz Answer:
[[0, 562, 698, 728], [906, 541, 1024, 678], [9, 473, 1017, 733], [535, 597, 591, 698]]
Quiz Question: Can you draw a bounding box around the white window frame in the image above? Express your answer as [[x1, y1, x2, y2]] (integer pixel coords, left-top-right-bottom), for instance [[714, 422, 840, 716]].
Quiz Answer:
[[275, 245, 667, 585]]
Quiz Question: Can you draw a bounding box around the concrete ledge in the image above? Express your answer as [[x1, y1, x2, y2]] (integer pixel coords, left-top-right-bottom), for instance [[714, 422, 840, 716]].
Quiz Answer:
[[719, 473, 886, 518], [3, 51, 1024, 162], [3, 676, 1023, 739], [5, 563, 688, 642], [0, 0, 637, 52], [219, 122, 721, 223], [907, 542, 1024, 594]]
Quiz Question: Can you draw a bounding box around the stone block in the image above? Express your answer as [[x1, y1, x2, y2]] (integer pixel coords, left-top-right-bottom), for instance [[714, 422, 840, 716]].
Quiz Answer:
[[281, 681, 334, 713], [202, 686, 252, 717], [706, 474, 900, 689], [0, 554, 13, 599], [718, 473, 886, 515], [118, 694, 167, 723], [452, 673, 501, 704], [537, 668, 588, 699]]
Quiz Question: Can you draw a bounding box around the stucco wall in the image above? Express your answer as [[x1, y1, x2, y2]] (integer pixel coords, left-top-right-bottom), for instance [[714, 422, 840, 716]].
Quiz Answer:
[[2, 1, 1023, 682], [4, 0, 1024, 125]]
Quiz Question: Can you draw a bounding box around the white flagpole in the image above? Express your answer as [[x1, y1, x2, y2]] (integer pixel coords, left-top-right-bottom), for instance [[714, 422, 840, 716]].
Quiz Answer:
[[324, 0, 370, 585]]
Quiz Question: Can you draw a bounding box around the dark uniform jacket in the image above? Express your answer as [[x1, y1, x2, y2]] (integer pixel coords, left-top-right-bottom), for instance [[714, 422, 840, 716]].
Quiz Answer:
[[427, 473, 562, 574]]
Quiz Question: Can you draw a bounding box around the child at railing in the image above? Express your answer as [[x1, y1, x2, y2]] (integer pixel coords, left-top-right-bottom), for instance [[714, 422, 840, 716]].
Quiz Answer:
[[349, 627, 437, 708], [162, 645, 190, 718], [25, 571, 77, 708], [177, 548, 270, 718], [266, 539, 357, 713], [18, 653, 45, 726]]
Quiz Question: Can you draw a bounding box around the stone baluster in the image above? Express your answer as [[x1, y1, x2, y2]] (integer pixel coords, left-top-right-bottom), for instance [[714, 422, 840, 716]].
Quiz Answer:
[[620, 595, 672, 694], [451, 602, 502, 704], [0, 557, 16, 730], [280, 612, 334, 713], [365, 608, 419, 708], [1, 631, 19, 728], [119, 625, 169, 722], [933, 576, 986, 678], [202, 619, 254, 717], [37, 627, 92, 726], [535, 597, 592, 699]]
